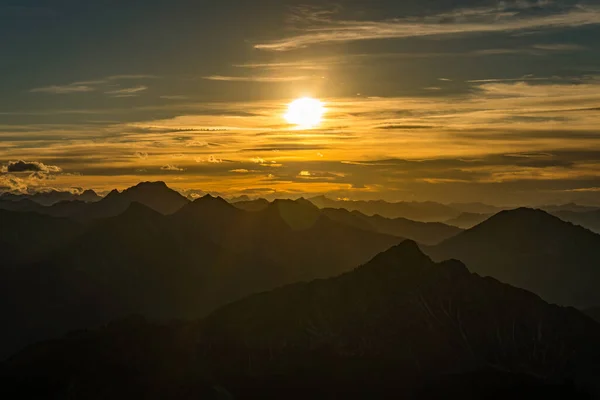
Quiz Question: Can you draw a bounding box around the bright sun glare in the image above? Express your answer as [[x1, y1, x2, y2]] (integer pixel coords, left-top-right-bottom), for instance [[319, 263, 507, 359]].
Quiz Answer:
[[284, 97, 325, 129]]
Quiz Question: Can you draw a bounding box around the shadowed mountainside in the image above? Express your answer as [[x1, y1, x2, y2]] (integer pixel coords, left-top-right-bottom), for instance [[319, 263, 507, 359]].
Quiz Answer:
[[2, 242, 598, 399], [426, 208, 600, 308], [0, 197, 401, 358], [0, 209, 83, 265]]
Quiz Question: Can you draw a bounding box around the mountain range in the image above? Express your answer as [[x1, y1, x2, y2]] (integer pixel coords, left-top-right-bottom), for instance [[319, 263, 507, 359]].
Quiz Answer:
[[234, 198, 462, 245], [426, 208, 600, 308], [308, 195, 463, 222], [0, 189, 101, 206], [2, 242, 598, 398], [0, 181, 189, 222], [0, 194, 402, 358], [2, 181, 600, 396]]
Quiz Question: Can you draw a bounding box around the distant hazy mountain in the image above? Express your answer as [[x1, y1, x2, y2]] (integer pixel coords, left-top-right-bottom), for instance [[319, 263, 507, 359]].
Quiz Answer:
[[321, 207, 461, 245], [553, 209, 600, 234], [0, 197, 400, 358], [81, 181, 189, 219], [0, 181, 190, 222], [541, 203, 600, 213], [447, 202, 506, 214], [427, 208, 600, 308], [3, 242, 598, 398], [172, 196, 401, 281], [233, 199, 461, 244], [232, 198, 270, 212], [445, 212, 493, 229], [0, 189, 101, 206], [308, 195, 461, 222]]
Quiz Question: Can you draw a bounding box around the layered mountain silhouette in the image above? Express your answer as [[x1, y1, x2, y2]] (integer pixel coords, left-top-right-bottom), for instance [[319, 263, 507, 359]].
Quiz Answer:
[[320, 207, 462, 245], [0, 181, 190, 222], [542, 203, 599, 213], [2, 242, 598, 398], [0, 189, 101, 206], [553, 209, 600, 234], [233, 198, 461, 244], [59, 181, 190, 221], [308, 196, 462, 222], [0, 196, 401, 358], [426, 208, 600, 308], [445, 212, 492, 229]]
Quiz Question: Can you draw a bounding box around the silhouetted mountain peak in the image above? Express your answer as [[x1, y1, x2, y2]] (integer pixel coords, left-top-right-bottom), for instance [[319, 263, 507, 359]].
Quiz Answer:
[[177, 194, 236, 218], [196, 193, 228, 203], [268, 198, 322, 230], [372, 239, 428, 262], [124, 181, 171, 195], [355, 240, 435, 280], [477, 207, 566, 230], [190, 194, 233, 209], [105, 189, 120, 198]]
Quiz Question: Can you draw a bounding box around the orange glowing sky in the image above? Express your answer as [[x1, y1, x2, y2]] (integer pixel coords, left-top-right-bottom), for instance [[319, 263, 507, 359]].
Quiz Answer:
[[1, 1, 600, 205]]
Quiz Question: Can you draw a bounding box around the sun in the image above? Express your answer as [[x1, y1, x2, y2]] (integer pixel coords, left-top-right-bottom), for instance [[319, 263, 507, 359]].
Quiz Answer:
[[284, 97, 325, 129]]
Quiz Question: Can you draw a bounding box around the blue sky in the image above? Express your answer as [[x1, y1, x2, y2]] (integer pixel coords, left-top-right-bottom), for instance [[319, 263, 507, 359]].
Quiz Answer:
[[1, 0, 600, 205]]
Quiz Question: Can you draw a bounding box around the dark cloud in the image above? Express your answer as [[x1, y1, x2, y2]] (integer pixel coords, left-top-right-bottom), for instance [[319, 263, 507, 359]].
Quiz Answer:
[[1, 160, 62, 174]]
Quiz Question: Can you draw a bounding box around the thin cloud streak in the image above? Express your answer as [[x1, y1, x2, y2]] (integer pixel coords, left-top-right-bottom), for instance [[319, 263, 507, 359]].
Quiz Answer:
[[30, 85, 96, 94], [255, 5, 600, 51], [203, 75, 311, 82], [105, 86, 148, 95]]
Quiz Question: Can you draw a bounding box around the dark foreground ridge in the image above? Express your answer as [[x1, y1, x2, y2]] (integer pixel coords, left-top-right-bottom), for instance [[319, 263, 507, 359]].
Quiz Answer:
[[3, 241, 599, 399]]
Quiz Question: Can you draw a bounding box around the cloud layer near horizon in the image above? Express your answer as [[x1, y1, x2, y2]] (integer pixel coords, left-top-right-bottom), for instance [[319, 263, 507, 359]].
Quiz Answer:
[[1, 0, 599, 205]]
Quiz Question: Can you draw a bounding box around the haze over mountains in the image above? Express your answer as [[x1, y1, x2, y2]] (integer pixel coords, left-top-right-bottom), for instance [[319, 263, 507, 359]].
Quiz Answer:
[[0, 184, 404, 358], [2, 181, 600, 397], [0, 189, 101, 206], [426, 208, 600, 308], [2, 243, 599, 398]]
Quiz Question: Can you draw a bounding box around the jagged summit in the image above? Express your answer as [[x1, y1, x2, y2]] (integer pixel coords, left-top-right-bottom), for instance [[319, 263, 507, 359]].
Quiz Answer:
[[354, 240, 440, 280], [195, 193, 230, 204], [184, 194, 235, 211], [122, 181, 171, 194]]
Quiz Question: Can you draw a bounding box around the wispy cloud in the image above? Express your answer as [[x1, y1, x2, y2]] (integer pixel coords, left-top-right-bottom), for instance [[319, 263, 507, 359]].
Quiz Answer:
[[160, 164, 184, 172], [255, 4, 600, 51], [203, 75, 311, 83], [30, 75, 156, 95], [106, 74, 157, 81], [233, 61, 330, 70], [30, 85, 95, 94], [472, 43, 587, 56], [105, 85, 148, 96]]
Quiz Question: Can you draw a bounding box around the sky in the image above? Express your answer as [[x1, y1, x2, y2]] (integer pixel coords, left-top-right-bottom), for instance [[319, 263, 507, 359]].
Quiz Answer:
[[1, 0, 600, 205]]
